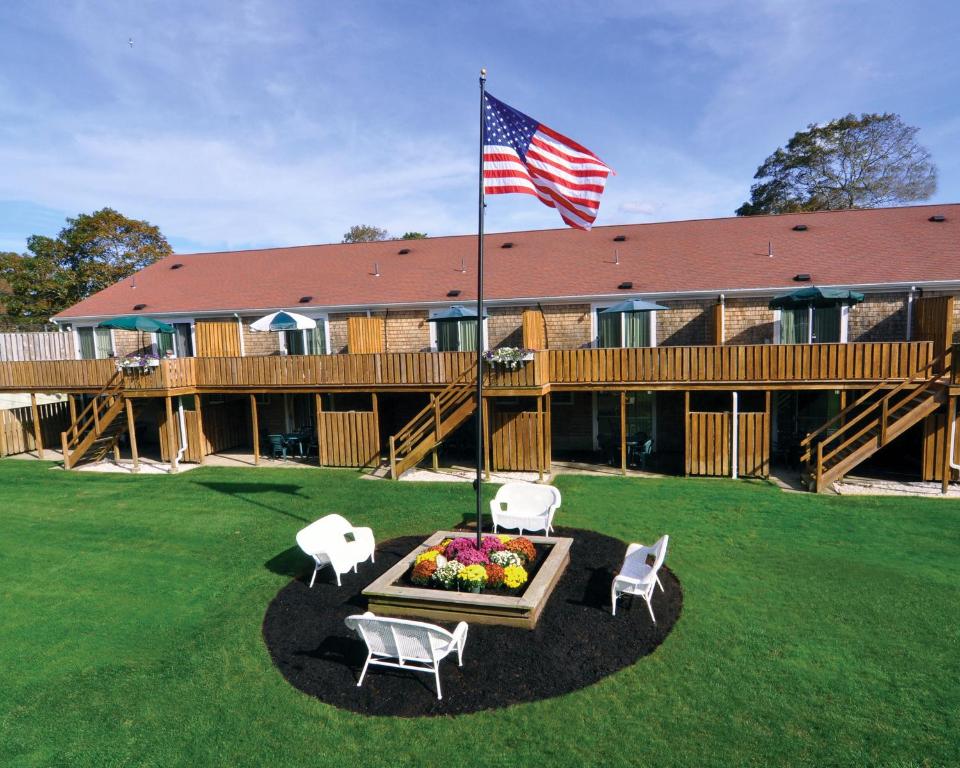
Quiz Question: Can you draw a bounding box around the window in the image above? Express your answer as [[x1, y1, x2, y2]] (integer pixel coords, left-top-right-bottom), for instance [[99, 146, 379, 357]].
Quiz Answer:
[[595, 308, 654, 348], [282, 320, 328, 355], [155, 323, 194, 357], [76, 327, 113, 359], [434, 319, 483, 352], [776, 306, 844, 344]]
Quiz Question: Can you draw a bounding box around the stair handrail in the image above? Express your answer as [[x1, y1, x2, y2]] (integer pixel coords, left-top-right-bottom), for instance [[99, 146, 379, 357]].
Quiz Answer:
[[64, 370, 123, 448], [391, 362, 477, 452], [801, 350, 946, 462], [815, 349, 947, 468]]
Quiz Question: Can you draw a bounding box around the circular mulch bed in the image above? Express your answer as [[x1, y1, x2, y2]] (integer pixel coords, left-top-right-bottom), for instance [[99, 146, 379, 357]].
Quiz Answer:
[[262, 527, 682, 717]]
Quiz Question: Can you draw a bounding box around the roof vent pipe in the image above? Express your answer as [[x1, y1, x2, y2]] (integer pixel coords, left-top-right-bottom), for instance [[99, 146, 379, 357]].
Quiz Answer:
[[373, 262, 380, 277], [768, 241, 773, 258]]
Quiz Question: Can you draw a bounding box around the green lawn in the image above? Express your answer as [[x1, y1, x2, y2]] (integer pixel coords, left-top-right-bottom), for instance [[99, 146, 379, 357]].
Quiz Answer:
[[0, 460, 958, 768]]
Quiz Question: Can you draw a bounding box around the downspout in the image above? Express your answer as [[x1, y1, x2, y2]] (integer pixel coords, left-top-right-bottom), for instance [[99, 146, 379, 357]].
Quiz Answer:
[[176, 398, 188, 466], [234, 313, 245, 356], [906, 287, 915, 341], [950, 418, 959, 473], [731, 391, 739, 480]]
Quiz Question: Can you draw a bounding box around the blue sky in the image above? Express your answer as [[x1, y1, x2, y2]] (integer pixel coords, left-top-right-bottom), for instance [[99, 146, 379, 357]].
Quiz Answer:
[[1, 0, 959, 254]]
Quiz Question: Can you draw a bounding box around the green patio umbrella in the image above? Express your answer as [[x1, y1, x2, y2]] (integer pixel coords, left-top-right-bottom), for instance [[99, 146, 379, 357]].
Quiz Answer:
[[768, 286, 865, 310], [98, 315, 175, 333], [426, 305, 488, 321], [599, 298, 669, 314], [99, 316, 175, 359]]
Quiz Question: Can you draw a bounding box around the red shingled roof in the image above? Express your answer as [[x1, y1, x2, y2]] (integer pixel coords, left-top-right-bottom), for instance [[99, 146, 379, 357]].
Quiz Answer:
[[55, 204, 960, 319]]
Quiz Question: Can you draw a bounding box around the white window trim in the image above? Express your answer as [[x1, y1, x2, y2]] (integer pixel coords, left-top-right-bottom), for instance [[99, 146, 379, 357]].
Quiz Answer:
[[589, 302, 657, 348], [276, 313, 331, 355], [73, 325, 115, 360], [773, 306, 849, 344], [428, 310, 489, 352], [148, 318, 197, 358]]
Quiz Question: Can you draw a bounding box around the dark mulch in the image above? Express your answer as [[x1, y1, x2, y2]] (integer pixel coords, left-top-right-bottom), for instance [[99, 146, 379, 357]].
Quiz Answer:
[[262, 527, 682, 717]]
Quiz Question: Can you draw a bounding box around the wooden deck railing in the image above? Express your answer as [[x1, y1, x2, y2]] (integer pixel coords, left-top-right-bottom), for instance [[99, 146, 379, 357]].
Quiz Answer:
[[547, 341, 934, 385], [0, 341, 936, 393]]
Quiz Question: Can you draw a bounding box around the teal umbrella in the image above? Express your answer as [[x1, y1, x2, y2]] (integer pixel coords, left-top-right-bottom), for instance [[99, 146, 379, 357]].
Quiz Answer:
[[98, 315, 175, 333], [427, 305, 488, 321], [769, 286, 865, 310], [600, 299, 669, 314]]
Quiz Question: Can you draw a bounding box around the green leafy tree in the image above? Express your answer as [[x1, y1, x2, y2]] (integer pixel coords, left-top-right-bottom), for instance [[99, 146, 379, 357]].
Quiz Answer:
[[0, 208, 172, 325], [736, 113, 937, 216], [400, 231, 428, 240], [341, 224, 390, 243]]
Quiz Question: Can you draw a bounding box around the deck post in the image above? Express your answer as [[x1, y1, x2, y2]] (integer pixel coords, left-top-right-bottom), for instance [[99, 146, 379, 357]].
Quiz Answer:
[[315, 393, 326, 466], [371, 393, 380, 468], [250, 394, 260, 466], [30, 393, 44, 459], [67, 394, 77, 424], [482, 397, 491, 481], [537, 395, 544, 482], [165, 396, 178, 473], [544, 392, 552, 473], [125, 397, 139, 473], [943, 395, 956, 495], [683, 391, 691, 476], [620, 390, 627, 476], [194, 395, 206, 465]]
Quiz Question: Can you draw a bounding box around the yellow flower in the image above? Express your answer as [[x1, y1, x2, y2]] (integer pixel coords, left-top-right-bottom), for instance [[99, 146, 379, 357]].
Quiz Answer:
[[459, 564, 488, 584], [497, 534, 512, 543], [439, 538, 453, 549], [502, 564, 528, 589], [415, 549, 440, 565]]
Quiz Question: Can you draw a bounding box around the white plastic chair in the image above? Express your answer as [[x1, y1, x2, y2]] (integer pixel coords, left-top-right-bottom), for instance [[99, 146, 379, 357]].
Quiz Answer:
[[489, 482, 561, 536], [295, 514, 375, 587], [611, 535, 669, 621], [344, 612, 469, 700]]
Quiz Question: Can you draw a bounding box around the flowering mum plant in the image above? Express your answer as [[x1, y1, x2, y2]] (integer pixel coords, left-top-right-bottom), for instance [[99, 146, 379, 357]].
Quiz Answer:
[[411, 559, 438, 585], [445, 537, 480, 560], [502, 564, 528, 589], [505, 537, 537, 564], [489, 550, 523, 568], [434, 561, 464, 589], [414, 548, 442, 566], [458, 564, 488, 590], [480, 535, 505, 553], [118, 352, 160, 370], [482, 346, 533, 370], [484, 562, 505, 587]]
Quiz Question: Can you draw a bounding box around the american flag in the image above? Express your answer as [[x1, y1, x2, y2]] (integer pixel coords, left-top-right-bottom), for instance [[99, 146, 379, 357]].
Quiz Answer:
[[483, 92, 612, 230]]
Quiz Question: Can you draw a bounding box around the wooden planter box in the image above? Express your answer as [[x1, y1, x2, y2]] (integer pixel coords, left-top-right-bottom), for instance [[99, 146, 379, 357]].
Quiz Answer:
[[363, 530, 572, 630]]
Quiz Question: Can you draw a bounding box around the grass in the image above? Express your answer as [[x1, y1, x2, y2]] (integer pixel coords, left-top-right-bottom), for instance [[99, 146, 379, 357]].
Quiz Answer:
[[0, 460, 958, 768]]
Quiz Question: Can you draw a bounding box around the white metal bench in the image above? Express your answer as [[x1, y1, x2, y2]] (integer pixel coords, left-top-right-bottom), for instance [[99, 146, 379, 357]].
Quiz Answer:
[[611, 535, 669, 621], [489, 481, 561, 536], [344, 611, 469, 700], [296, 514, 375, 587]]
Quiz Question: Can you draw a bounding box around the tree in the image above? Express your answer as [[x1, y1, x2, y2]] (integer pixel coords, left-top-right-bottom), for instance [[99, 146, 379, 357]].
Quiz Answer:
[[0, 208, 172, 325], [341, 224, 389, 243], [400, 231, 428, 240], [736, 113, 937, 216]]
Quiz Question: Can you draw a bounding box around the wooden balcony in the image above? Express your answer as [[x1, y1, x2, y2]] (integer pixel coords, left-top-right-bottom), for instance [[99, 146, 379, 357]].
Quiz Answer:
[[0, 341, 941, 395]]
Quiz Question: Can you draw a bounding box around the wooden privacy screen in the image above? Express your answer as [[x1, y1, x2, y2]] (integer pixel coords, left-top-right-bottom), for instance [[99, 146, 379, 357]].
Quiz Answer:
[[0, 401, 70, 456], [347, 316, 385, 353], [194, 319, 241, 357], [913, 295, 954, 370], [318, 411, 379, 467], [491, 410, 542, 471], [712, 303, 724, 345], [159, 399, 248, 463], [521, 310, 547, 350], [685, 410, 769, 478], [685, 412, 730, 476], [922, 411, 960, 482], [0, 332, 75, 362], [737, 412, 770, 478]]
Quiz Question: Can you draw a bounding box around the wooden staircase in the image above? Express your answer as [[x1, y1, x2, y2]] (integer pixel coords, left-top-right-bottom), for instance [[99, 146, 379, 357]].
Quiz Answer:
[[801, 352, 949, 492], [61, 371, 131, 469], [388, 364, 478, 479]]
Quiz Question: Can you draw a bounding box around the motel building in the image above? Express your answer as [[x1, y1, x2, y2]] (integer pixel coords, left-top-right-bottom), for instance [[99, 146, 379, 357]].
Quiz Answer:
[[0, 204, 958, 493]]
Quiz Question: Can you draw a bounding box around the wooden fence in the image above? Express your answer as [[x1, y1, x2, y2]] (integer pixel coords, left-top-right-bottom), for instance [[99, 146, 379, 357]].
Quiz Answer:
[[347, 317, 385, 353], [0, 401, 71, 456], [913, 295, 954, 371], [685, 410, 769, 478], [318, 411, 380, 467], [195, 319, 241, 357], [922, 411, 960, 482], [491, 411, 542, 471], [0, 331, 75, 362]]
